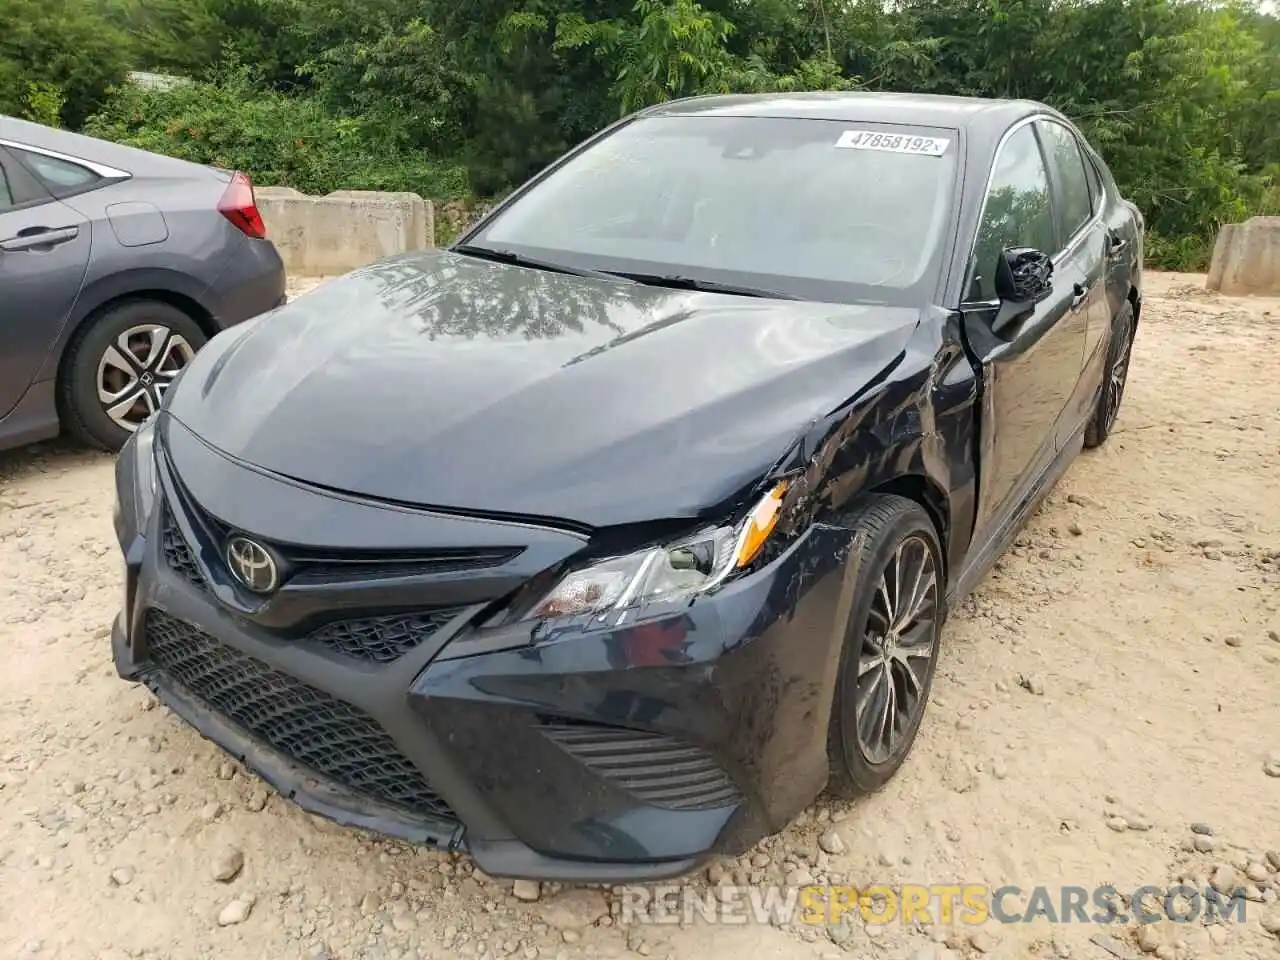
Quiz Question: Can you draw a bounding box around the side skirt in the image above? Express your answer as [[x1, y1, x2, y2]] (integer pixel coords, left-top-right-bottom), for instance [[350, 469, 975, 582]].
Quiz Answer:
[[946, 423, 1085, 606], [0, 379, 60, 451]]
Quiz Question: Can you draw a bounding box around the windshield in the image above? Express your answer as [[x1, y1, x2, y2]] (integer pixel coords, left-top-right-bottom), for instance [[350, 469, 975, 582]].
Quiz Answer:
[[466, 115, 959, 306]]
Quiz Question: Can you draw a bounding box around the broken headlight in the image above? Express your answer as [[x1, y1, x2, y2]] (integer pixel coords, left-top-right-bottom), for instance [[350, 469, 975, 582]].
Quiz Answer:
[[524, 481, 789, 622], [132, 417, 159, 526]]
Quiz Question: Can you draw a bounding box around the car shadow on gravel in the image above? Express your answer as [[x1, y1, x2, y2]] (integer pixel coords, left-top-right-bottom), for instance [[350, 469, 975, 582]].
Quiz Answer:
[[0, 437, 112, 487]]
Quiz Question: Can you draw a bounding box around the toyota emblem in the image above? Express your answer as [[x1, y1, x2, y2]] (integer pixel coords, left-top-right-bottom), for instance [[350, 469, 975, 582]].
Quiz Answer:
[[225, 536, 279, 594]]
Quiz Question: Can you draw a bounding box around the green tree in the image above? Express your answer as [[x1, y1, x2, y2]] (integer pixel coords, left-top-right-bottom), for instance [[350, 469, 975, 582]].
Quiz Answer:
[[0, 0, 132, 126]]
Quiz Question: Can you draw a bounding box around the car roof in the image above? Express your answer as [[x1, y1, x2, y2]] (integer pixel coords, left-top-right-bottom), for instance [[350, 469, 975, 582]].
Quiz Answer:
[[0, 114, 217, 180], [641, 92, 1057, 138]]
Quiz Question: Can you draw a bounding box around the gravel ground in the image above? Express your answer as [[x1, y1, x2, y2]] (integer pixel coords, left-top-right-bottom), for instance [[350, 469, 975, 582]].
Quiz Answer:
[[1, 273, 1278, 960]]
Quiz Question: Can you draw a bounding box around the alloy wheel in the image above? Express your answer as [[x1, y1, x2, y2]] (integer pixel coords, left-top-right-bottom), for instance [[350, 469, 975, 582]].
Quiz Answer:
[[96, 324, 195, 431], [854, 534, 939, 765], [1102, 312, 1135, 433]]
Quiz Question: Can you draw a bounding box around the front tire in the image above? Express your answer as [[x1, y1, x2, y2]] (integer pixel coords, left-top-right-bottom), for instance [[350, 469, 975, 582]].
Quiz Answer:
[[60, 300, 207, 451], [1084, 300, 1135, 449], [827, 495, 943, 798]]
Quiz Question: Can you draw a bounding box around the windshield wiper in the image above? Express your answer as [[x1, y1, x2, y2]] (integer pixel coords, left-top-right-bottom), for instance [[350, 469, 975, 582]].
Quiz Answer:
[[451, 244, 629, 283], [603, 271, 798, 301]]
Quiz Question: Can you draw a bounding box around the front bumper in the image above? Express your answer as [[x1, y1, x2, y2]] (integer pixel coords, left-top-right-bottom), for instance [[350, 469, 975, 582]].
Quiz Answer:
[[111, 423, 860, 881]]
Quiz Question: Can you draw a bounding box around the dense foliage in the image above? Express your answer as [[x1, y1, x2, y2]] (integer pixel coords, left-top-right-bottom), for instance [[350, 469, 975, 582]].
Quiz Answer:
[[3, 0, 1277, 266]]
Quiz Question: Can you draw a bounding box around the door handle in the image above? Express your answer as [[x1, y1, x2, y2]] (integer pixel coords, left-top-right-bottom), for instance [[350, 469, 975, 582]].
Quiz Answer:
[[1070, 282, 1090, 310], [1107, 231, 1128, 256], [0, 226, 80, 252]]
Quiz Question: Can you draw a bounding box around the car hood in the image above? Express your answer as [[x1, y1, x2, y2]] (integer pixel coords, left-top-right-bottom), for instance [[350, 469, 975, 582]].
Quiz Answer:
[[168, 250, 921, 528]]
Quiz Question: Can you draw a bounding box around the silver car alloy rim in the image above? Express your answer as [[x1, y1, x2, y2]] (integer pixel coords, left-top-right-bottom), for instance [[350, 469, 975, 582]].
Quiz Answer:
[[1103, 313, 1134, 433], [96, 324, 195, 431], [854, 533, 938, 765]]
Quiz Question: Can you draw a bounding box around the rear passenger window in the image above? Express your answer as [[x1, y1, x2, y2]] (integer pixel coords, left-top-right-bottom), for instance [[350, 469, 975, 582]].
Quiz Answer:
[[11, 148, 102, 195], [0, 149, 52, 210]]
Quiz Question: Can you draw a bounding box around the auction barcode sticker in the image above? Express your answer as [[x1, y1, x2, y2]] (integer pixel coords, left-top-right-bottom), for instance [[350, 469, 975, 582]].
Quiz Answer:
[[835, 130, 950, 156]]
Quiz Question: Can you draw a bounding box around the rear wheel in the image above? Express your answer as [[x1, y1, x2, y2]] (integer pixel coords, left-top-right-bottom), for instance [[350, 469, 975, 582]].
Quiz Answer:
[[60, 300, 206, 451], [1084, 300, 1135, 449], [827, 495, 943, 797]]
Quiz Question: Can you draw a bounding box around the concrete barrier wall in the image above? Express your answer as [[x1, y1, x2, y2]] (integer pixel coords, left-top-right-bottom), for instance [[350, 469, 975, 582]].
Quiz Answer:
[[1206, 216, 1280, 296], [255, 188, 434, 276]]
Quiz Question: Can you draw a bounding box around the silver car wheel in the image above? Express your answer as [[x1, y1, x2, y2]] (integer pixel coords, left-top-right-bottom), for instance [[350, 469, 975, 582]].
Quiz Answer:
[[95, 324, 195, 431], [853, 533, 939, 765]]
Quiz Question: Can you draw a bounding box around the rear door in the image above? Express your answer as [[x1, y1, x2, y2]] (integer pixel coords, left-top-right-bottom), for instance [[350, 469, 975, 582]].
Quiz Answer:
[[960, 120, 1087, 548], [1035, 118, 1107, 442], [0, 147, 91, 418]]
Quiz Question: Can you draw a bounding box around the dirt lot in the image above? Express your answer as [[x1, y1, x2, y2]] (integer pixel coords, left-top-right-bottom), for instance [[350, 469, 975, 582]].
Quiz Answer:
[[1, 273, 1278, 960]]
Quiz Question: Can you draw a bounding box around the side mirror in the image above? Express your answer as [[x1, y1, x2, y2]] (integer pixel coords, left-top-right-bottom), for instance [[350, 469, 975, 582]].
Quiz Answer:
[[992, 247, 1053, 334]]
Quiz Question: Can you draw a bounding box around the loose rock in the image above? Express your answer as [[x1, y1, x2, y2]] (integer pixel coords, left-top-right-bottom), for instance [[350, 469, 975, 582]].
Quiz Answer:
[[1135, 923, 1161, 953], [817, 829, 845, 855], [941, 751, 978, 794], [968, 929, 997, 953], [1017, 674, 1046, 696], [109, 866, 134, 887], [1210, 865, 1239, 895], [540, 889, 607, 930], [1190, 822, 1214, 836], [512, 879, 541, 902], [1105, 816, 1129, 833], [217, 898, 253, 926], [827, 915, 856, 945], [785, 866, 815, 887], [1264, 751, 1280, 778], [210, 846, 244, 883], [1194, 835, 1217, 853]]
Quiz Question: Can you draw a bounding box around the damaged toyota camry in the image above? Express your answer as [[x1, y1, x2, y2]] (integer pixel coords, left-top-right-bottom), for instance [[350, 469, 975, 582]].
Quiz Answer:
[[111, 93, 1142, 881]]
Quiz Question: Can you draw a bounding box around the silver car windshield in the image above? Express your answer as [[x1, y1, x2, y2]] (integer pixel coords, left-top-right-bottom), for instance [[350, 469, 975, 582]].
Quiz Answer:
[[472, 115, 959, 306]]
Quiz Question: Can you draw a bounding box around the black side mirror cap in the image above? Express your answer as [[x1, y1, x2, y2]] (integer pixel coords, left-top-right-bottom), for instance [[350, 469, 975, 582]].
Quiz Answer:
[[992, 247, 1054, 334]]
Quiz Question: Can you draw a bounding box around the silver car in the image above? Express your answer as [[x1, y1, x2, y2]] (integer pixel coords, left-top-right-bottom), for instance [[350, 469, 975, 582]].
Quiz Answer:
[[0, 116, 286, 451]]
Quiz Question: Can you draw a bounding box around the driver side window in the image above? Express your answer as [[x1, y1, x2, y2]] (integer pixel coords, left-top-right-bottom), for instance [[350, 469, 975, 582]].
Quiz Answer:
[[968, 124, 1056, 301]]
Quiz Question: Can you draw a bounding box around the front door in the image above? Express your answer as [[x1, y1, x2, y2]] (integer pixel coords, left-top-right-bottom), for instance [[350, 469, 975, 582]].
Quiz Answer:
[[1036, 118, 1108, 444], [959, 121, 1088, 548], [0, 147, 91, 419]]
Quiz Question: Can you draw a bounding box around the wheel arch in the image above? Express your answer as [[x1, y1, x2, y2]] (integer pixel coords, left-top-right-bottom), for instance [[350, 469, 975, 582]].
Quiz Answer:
[[867, 475, 948, 555], [39, 268, 219, 385], [850, 474, 952, 585]]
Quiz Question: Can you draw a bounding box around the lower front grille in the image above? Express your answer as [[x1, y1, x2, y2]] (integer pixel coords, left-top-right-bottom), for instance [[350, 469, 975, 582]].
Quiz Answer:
[[539, 718, 742, 811], [160, 506, 203, 589], [143, 609, 455, 822], [307, 610, 465, 664]]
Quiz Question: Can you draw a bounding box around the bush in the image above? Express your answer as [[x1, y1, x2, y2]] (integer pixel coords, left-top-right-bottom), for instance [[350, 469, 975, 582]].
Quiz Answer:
[[84, 69, 470, 202], [0, 0, 131, 126]]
